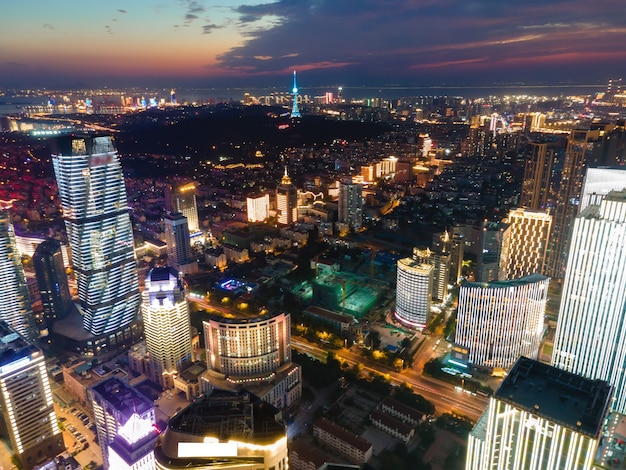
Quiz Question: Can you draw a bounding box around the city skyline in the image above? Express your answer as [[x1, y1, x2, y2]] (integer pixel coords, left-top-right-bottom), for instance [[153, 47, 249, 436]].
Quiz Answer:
[[2, 0, 626, 89]]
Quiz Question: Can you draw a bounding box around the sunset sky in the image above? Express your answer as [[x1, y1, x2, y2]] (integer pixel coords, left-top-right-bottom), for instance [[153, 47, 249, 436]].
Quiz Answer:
[[2, 0, 626, 89]]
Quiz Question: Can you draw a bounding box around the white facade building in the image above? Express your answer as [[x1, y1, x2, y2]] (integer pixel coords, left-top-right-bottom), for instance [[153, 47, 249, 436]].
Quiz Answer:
[[247, 193, 270, 222], [51, 135, 140, 336], [142, 267, 193, 388], [395, 257, 433, 330], [466, 357, 611, 470], [455, 274, 549, 368], [498, 208, 552, 280], [552, 190, 626, 413]]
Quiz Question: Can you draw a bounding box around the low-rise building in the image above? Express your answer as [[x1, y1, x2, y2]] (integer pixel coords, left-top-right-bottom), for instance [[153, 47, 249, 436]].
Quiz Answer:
[[370, 409, 414, 443], [313, 418, 373, 464]]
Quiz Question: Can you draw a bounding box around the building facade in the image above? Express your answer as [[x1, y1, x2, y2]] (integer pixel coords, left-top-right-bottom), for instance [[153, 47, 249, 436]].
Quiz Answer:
[[0, 321, 64, 470], [338, 178, 363, 230], [142, 267, 193, 389], [0, 211, 38, 340], [552, 190, 626, 413], [276, 168, 298, 225], [89, 376, 158, 470], [51, 135, 140, 336], [498, 208, 552, 280], [163, 212, 197, 274], [246, 193, 270, 222], [413, 247, 450, 301], [520, 141, 555, 210], [166, 182, 200, 233], [395, 257, 433, 330], [455, 274, 549, 368], [466, 357, 611, 470]]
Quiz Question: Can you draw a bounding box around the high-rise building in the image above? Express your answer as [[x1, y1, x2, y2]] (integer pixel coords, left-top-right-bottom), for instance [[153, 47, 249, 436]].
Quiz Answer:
[[546, 125, 617, 278], [578, 166, 626, 213], [0, 321, 64, 470], [433, 230, 464, 284], [154, 390, 288, 470], [0, 211, 38, 340], [454, 221, 505, 282], [338, 178, 363, 230], [89, 376, 159, 470], [33, 238, 72, 333], [276, 167, 297, 225], [552, 190, 626, 413], [520, 141, 555, 210], [395, 257, 433, 330], [142, 267, 192, 389], [165, 182, 200, 233], [51, 135, 140, 337], [203, 311, 301, 409], [498, 208, 552, 280], [467, 357, 612, 470], [163, 212, 197, 274], [455, 274, 549, 368], [413, 247, 449, 301], [246, 193, 270, 222]]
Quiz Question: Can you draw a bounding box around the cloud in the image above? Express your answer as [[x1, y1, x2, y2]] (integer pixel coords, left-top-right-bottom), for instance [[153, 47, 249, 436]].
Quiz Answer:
[[42, 23, 55, 30], [118, 9, 127, 14], [105, 25, 113, 35], [185, 13, 198, 21], [202, 23, 222, 34]]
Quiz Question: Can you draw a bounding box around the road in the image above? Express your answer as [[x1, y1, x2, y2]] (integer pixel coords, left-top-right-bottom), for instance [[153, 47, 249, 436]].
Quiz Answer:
[[291, 337, 489, 421]]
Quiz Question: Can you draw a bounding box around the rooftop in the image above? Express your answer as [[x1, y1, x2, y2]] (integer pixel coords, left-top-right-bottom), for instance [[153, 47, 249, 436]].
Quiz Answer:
[[495, 357, 612, 438], [0, 321, 38, 370], [91, 376, 154, 418], [463, 273, 549, 290]]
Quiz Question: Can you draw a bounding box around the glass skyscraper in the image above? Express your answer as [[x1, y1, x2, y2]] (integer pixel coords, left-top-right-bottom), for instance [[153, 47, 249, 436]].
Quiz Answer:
[[51, 135, 140, 336]]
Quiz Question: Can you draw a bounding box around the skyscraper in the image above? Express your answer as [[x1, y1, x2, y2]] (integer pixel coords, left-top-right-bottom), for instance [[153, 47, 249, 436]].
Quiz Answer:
[[552, 190, 626, 413], [0, 321, 64, 470], [51, 135, 140, 337], [455, 274, 549, 368], [433, 230, 464, 284], [0, 210, 38, 340], [466, 357, 612, 470], [154, 390, 287, 470], [413, 247, 449, 301], [142, 267, 192, 389], [163, 212, 197, 274], [33, 238, 72, 333], [498, 208, 552, 280], [578, 166, 626, 212], [338, 178, 363, 231], [89, 376, 159, 470], [276, 167, 297, 225], [165, 182, 200, 233], [520, 141, 555, 210], [395, 257, 433, 330]]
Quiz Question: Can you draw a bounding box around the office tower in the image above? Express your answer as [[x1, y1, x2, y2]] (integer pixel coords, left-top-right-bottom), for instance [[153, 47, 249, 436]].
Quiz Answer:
[[454, 221, 505, 282], [413, 247, 449, 301], [90, 376, 158, 470], [0, 211, 38, 340], [33, 238, 72, 332], [246, 193, 270, 222], [0, 321, 64, 470], [455, 274, 549, 368], [276, 167, 297, 225], [433, 230, 464, 284], [165, 182, 200, 233], [552, 190, 626, 413], [142, 267, 192, 389], [520, 141, 554, 210], [579, 166, 626, 212], [290, 70, 301, 119], [203, 311, 301, 409], [51, 135, 140, 336], [163, 212, 197, 274], [395, 257, 433, 330], [546, 125, 616, 278], [338, 178, 363, 230], [498, 208, 552, 280], [154, 390, 287, 470], [467, 357, 612, 470]]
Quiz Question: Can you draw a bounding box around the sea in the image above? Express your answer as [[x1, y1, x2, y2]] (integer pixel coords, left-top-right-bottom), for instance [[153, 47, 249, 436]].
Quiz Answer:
[[0, 84, 605, 118]]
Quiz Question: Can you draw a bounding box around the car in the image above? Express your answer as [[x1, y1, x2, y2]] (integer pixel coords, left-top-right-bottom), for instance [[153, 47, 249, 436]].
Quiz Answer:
[[59, 417, 67, 422], [79, 438, 87, 444]]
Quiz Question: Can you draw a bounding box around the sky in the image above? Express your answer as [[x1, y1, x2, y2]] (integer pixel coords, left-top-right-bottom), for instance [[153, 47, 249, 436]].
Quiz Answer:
[[2, 0, 626, 89]]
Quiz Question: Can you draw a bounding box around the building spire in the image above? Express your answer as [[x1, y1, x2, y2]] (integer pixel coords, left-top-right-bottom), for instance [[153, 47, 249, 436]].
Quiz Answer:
[[290, 70, 301, 118]]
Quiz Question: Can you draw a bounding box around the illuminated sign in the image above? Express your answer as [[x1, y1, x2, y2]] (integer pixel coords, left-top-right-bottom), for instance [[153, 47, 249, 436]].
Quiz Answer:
[[178, 441, 238, 458]]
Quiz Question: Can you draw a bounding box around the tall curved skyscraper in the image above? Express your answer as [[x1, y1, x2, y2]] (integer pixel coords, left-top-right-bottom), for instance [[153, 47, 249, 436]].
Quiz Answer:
[[51, 135, 140, 336]]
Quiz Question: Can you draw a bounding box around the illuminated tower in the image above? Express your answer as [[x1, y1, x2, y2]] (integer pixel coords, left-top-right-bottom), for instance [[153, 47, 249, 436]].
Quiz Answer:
[[142, 267, 192, 389], [0, 322, 65, 470], [552, 190, 626, 413], [90, 376, 159, 470], [395, 257, 433, 330], [498, 208, 552, 280], [467, 357, 611, 470], [166, 182, 199, 233], [290, 70, 301, 118], [51, 135, 140, 337], [0, 210, 38, 340], [276, 167, 297, 225]]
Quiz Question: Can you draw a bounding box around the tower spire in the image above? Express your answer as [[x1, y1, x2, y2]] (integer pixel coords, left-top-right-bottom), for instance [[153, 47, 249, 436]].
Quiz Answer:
[[290, 70, 301, 118]]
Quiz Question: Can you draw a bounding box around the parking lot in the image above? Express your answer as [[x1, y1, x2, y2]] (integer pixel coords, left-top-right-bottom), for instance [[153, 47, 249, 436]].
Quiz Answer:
[[54, 403, 103, 468]]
